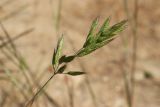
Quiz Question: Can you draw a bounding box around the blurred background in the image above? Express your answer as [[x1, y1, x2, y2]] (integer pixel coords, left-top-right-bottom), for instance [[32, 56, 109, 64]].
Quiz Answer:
[[0, 0, 159, 107]]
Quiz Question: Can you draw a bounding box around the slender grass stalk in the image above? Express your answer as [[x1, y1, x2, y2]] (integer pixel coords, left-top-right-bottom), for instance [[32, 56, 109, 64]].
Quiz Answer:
[[0, 27, 42, 106], [1, 27, 33, 94], [122, 0, 139, 107], [0, 29, 33, 48], [119, 53, 132, 107], [123, 0, 130, 21], [2, 67, 29, 100], [25, 65, 60, 107], [25, 73, 56, 107], [0, 23, 34, 96], [49, 0, 62, 31], [0, 43, 32, 102], [28, 63, 60, 107], [55, 0, 62, 31], [122, 1, 132, 106], [0, 47, 19, 67], [130, 0, 138, 105], [0, 22, 19, 57], [23, 57, 60, 106]]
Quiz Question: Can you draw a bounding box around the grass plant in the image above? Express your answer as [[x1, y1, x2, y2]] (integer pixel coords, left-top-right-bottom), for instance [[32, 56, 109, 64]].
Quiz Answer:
[[25, 17, 127, 107]]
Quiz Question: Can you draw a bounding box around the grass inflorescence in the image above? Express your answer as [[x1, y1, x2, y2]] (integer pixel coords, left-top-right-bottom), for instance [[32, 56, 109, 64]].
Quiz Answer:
[[25, 17, 127, 107]]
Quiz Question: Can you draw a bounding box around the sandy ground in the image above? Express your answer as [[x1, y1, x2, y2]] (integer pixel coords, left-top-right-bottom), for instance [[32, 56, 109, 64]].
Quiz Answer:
[[0, 0, 160, 107]]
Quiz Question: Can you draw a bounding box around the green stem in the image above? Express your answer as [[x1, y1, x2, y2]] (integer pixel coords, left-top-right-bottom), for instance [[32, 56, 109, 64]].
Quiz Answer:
[[25, 73, 56, 107]]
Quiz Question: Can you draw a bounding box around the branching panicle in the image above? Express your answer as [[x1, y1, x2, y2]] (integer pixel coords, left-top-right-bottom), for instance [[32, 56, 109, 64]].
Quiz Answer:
[[26, 17, 127, 107], [52, 17, 127, 74]]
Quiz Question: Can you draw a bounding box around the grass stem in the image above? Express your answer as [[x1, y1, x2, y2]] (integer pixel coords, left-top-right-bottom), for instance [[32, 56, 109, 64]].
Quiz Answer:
[[25, 73, 56, 107]]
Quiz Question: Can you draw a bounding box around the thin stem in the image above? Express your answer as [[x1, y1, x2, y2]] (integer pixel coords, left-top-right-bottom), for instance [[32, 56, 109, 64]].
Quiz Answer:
[[2, 67, 29, 100], [122, 0, 139, 107], [0, 22, 18, 57], [119, 55, 132, 107], [123, 0, 130, 21], [130, 0, 138, 105], [0, 23, 34, 96], [55, 0, 62, 31], [25, 73, 56, 107], [0, 28, 33, 48], [122, 1, 133, 106]]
